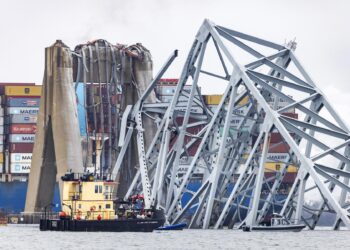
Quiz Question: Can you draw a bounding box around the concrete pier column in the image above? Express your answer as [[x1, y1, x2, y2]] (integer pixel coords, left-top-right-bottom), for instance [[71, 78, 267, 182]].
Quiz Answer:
[[25, 40, 84, 212]]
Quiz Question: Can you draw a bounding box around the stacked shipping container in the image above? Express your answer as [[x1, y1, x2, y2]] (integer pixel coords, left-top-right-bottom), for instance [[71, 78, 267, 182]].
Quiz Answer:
[[0, 96, 3, 174], [4, 86, 40, 179], [0, 80, 300, 187], [202, 93, 299, 192], [156, 79, 203, 113]]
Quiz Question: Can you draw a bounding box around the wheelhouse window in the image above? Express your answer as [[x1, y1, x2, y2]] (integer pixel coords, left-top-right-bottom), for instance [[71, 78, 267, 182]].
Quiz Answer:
[[95, 185, 98, 193]]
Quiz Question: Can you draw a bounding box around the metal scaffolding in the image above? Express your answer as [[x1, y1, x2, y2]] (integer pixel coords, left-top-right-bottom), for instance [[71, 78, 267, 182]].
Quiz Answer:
[[113, 19, 350, 230]]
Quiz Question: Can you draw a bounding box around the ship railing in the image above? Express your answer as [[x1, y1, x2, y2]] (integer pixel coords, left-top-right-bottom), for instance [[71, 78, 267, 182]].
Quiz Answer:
[[67, 191, 117, 200], [69, 209, 148, 220], [71, 210, 116, 220], [61, 172, 118, 182]]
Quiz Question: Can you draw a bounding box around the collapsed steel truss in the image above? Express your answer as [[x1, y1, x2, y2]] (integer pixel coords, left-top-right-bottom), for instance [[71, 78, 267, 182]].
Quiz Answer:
[[112, 19, 350, 229]]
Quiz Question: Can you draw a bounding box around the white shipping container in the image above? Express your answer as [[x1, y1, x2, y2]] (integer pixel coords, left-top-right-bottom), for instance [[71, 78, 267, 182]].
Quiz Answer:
[[0, 163, 3, 173], [11, 163, 31, 174], [10, 153, 32, 163], [267, 101, 295, 112], [266, 153, 289, 163], [157, 85, 176, 95], [0, 126, 3, 134], [0, 117, 3, 125], [208, 105, 217, 112], [7, 114, 38, 124], [159, 94, 202, 103], [0, 144, 3, 152], [0, 135, 3, 145], [8, 134, 35, 143], [231, 117, 254, 128], [0, 107, 4, 117], [156, 85, 200, 96], [207, 104, 249, 114], [175, 106, 203, 114], [7, 107, 39, 115], [178, 158, 206, 175]]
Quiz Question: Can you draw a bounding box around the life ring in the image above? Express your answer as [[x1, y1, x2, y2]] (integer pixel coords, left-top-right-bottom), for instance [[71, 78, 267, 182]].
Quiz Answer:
[[90, 206, 96, 212]]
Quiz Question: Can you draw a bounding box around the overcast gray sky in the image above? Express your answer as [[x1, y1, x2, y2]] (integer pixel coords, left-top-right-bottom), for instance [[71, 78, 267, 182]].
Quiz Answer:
[[0, 0, 349, 125]]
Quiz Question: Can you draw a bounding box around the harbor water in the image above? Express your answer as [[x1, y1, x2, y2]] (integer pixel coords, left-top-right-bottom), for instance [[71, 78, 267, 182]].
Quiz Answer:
[[0, 225, 349, 249]]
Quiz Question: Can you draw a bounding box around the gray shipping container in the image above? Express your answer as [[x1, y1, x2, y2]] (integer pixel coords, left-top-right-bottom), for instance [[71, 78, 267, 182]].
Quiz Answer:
[[8, 134, 35, 143], [6, 114, 38, 124]]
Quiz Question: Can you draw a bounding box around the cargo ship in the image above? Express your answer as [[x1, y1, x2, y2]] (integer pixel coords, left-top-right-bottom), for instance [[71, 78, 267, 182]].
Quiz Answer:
[[157, 79, 298, 223], [0, 80, 298, 226], [40, 173, 165, 232], [0, 84, 61, 217]]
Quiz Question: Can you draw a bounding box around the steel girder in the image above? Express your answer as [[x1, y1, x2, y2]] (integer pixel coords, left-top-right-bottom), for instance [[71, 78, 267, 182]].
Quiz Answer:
[[112, 19, 350, 229]]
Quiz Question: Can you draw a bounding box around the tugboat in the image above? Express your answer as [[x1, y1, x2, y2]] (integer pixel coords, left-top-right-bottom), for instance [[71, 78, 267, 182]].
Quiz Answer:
[[40, 173, 165, 232], [242, 213, 306, 232]]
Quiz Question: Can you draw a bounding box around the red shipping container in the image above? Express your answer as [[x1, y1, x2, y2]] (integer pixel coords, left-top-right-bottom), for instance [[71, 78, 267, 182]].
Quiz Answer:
[[268, 143, 290, 153], [283, 172, 298, 183], [158, 79, 178, 84], [9, 124, 37, 134], [281, 112, 298, 119], [169, 134, 202, 157], [187, 140, 201, 156], [270, 133, 295, 144], [265, 172, 297, 183], [9, 143, 34, 153], [270, 133, 283, 143], [175, 117, 201, 125]]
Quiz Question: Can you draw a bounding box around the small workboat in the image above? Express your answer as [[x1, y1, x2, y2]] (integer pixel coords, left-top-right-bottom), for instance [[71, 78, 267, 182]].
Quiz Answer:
[[40, 173, 165, 232], [242, 214, 306, 232], [155, 222, 187, 231]]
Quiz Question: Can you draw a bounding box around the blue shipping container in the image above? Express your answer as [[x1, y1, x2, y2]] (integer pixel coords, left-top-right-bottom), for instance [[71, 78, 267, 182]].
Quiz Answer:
[[0, 182, 61, 213], [76, 83, 87, 136], [6, 97, 40, 107]]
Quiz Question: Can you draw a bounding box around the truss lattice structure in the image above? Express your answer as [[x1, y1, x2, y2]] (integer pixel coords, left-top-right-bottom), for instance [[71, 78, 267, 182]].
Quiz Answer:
[[113, 19, 350, 229]]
